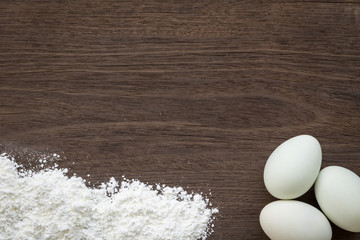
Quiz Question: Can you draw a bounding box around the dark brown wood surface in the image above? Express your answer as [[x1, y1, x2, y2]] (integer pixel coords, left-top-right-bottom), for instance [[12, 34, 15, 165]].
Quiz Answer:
[[1, 1, 360, 239]]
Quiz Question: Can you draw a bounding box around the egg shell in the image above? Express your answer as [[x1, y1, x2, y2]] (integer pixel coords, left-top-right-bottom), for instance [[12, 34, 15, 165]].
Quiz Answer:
[[264, 135, 322, 199], [260, 200, 332, 240], [315, 166, 360, 232]]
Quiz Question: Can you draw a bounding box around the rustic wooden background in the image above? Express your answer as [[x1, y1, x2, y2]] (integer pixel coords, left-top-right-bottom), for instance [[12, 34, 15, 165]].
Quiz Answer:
[[1, 1, 360, 239]]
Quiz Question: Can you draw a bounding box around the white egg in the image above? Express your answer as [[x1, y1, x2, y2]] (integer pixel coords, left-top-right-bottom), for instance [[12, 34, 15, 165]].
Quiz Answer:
[[315, 166, 360, 232], [264, 135, 322, 199], [260, 200, 332, 240]]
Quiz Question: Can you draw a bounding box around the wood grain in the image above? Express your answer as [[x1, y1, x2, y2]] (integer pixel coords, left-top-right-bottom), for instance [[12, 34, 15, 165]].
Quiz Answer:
[[1, 1, 360, 239]]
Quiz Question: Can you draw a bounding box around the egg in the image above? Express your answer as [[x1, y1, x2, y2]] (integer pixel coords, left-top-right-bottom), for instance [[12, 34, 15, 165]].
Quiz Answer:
[[264, 135, 322, 199], [315, 166, 360, 232], [260, 200, 332, 240]]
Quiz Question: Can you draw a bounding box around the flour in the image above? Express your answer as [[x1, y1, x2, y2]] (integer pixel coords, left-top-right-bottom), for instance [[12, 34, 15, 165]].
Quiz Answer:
[[0, 153, 218, 240]]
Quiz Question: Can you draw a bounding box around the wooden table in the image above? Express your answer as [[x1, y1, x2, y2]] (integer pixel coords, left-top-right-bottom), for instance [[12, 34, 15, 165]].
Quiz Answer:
[[1, 1, 359, 239]]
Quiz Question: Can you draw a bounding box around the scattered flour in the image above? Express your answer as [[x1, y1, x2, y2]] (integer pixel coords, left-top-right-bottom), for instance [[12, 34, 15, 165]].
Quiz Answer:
[[0, 153, 218, 240]]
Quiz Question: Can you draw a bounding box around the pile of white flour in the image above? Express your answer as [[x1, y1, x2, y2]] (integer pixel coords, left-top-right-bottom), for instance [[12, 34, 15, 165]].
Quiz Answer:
[[0, 153, 218, 240]]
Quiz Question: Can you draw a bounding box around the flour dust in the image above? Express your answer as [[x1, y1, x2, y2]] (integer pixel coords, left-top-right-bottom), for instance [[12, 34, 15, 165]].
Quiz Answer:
[[0, 153, 218, 240]]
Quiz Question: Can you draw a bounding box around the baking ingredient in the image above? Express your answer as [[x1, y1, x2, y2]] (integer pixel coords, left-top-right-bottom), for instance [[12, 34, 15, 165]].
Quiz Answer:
[[0, 153, 218, 240], [260, 200, 332, 240], [264, 135, 322, 199], [315, 166, 360, 232]]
